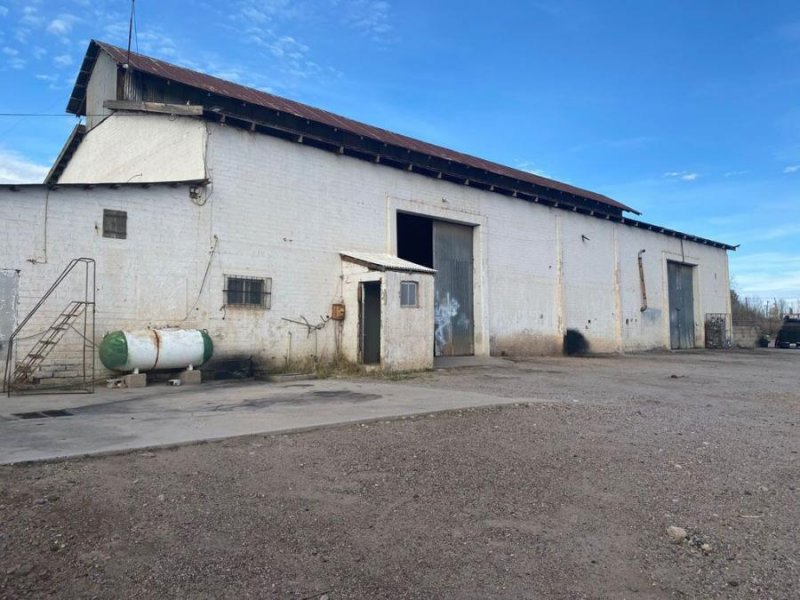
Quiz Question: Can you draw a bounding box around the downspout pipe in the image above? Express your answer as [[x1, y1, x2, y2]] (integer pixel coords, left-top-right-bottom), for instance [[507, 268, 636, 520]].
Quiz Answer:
[[638, 249, 648, 312]]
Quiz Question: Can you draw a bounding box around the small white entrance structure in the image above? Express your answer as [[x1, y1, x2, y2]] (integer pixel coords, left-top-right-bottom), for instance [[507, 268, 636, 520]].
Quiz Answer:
[[340, 252, 435, 371]]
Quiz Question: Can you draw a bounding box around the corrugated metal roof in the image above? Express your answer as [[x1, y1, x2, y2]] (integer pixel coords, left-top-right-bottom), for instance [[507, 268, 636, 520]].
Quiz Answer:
[[340, 252, 436, 273], [67, 40, 637, 214]]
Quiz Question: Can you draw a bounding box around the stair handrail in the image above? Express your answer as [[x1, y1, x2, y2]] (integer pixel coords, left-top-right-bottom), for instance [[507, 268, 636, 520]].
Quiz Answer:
[[3, 258, 96, 394]]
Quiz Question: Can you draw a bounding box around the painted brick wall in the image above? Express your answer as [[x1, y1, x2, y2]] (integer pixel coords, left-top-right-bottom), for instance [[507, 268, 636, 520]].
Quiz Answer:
[[1, 115, 733, 386], [0, 184, 213, 385], [205, 122, 731, 358]]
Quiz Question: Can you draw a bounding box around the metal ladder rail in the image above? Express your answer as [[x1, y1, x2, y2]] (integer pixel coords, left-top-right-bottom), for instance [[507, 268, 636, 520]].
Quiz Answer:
[[12, 301, 87, 383], [3, 258, 96, 395]]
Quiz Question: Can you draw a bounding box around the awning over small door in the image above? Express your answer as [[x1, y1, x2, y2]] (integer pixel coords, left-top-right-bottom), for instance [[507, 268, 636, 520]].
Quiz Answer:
[[340, 251, 436, 274]]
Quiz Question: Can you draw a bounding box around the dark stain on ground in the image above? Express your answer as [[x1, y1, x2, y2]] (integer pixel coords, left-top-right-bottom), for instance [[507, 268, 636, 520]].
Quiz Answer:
[[221, 390, 382, 412], [24, 386, 382, 419]]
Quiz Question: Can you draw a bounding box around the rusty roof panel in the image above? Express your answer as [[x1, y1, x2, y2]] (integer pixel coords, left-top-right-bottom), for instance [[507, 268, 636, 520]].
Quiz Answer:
[[74, 40, 636, 214]]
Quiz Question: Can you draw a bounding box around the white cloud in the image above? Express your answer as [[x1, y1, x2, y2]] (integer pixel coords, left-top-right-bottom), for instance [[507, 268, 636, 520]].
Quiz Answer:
[[339, 0, 392, 38], [47, 14, 79, 38], [664, 171, 699, 181], [0, 6, 8, 17], [784, 165, 800, 173], [20, 6, 42, 27], [516, 160, 551, 178], [54, 54, 73, 67], [32, 46, 46, 59], [1, 47, 24, 69], [14, 27, 30, 43], [0, 148, 50, 184], [724, 170, 749, 177], [237, 0, 294, 23], [34, 73, 70, 90]]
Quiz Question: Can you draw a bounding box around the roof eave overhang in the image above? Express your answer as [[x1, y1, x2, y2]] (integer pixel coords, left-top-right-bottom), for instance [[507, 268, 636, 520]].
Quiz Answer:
[[72, 40, 638, 216], [0, 179, 209, 192], [66, 40, 103, 116]]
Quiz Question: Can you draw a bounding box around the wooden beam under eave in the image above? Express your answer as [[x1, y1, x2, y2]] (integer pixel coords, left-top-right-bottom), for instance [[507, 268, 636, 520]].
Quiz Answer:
[[103, 100, 204, 116]]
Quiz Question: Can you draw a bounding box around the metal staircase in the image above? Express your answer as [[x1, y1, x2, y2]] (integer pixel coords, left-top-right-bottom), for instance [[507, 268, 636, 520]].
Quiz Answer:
[[10, 301, 87, 385], [3, 258, 96, 396]]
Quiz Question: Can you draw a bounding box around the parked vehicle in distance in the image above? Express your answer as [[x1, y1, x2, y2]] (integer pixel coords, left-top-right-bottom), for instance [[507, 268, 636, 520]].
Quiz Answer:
[[775, 315, 800, 348]]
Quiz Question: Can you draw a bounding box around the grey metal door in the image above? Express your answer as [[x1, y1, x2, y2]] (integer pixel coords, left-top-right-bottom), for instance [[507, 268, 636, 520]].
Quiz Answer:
[[433, 221, 474, 356], [0, 269, 19, 359], [667, 262, 695, 349], [360, 281, 381, 364]]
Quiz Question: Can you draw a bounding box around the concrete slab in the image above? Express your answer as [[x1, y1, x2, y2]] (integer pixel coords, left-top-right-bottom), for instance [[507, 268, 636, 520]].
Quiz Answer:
[[0, 376, 540, 464], [433, 355, 514, 369]]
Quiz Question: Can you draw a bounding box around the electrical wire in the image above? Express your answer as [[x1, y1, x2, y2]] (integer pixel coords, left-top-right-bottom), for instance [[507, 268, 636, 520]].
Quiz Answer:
[[180, 235, 219, 321]]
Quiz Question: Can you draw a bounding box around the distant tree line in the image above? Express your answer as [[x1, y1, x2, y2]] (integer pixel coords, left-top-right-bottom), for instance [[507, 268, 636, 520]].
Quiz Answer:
[[730, 289, 798, 336]]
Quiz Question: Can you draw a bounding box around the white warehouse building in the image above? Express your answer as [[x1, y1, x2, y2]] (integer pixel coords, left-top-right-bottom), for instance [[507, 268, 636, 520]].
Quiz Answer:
[[0, 41, 734, 389]]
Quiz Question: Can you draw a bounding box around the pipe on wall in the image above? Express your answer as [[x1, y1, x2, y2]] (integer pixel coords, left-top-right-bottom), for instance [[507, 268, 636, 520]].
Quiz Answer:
[[638, 249, 648, 312]]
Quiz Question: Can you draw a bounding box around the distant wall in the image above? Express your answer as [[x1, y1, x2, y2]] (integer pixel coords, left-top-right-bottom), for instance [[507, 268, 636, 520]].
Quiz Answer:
[[733, 325, 761, 348]]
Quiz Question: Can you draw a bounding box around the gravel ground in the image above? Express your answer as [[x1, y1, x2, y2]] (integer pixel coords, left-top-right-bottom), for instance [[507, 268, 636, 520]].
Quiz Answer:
[[1, 350, 798, 599]]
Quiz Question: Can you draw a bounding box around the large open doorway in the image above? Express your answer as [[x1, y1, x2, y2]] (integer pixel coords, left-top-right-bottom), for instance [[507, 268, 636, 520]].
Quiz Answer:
[[667, 261, 695, 349], [397, 213, 474, 356]]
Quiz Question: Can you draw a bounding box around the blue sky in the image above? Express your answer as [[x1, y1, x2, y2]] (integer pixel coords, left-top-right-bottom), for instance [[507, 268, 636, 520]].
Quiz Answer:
[[1, 1, 798, 305]]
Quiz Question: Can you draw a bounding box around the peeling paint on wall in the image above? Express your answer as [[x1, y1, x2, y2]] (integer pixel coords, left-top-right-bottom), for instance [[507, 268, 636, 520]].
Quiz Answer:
[[0, 269, 19, 361]]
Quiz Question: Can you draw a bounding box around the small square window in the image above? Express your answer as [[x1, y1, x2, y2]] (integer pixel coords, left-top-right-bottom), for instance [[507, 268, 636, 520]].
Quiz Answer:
[[103, 209, 127, 239], [224, 275, 271, 308], [400, 281, 418, 307]]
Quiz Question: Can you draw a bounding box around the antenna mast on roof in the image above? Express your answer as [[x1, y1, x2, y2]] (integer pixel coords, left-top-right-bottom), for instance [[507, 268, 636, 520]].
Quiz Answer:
[[126, 0, 136, 66]]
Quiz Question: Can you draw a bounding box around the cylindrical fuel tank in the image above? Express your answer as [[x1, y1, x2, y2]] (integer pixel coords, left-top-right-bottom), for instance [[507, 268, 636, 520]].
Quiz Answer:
[[99, 329, 213, 372]]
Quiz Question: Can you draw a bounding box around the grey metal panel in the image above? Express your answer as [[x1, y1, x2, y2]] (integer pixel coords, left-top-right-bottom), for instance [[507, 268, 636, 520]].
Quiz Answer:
[[668, 262, 695, 349], [0, 270, 19, 357], [433, 221, 474, 356], [361, 282, 381, 364]]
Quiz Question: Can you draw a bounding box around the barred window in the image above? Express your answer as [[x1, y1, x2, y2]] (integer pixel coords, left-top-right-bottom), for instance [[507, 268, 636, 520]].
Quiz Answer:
[[224, 275, 272, 308], [103, 209, 127, 239], [400, 280, 418, 307]]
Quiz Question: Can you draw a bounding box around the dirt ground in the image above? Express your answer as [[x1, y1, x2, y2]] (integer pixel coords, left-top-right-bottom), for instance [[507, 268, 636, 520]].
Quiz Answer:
[[1, 349, 798, 599]]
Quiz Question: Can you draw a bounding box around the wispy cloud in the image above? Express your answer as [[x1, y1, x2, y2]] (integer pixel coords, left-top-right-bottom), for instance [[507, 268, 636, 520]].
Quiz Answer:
[[0, 147, 50, 184], [515, 160, 551, 178], [0, 6, 9, 18], [237, 0, 295, 23], [46, 14, 80, 39], [337, 0, 392, 39], [53, 54, 73, 68], [752, 224, 800, 242], [731, 251, 800, 299], [784, 164, 800, 173], [664, 171, 699, 181], [1, 45, 24, 69], [724, 170, 749, 177], [20, 6, 43, 27]]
